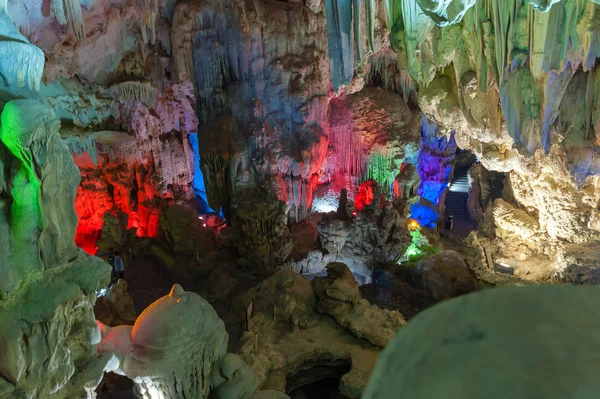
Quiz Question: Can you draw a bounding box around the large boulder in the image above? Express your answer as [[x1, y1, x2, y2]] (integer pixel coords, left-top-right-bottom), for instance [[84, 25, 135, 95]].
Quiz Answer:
[[364, 285, 600, 399], [312, 263, 405, 347], [418, 251, 477, 301]]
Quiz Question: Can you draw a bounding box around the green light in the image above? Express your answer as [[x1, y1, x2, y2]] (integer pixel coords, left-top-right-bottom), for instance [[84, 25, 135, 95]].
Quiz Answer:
[[0, 102, 45, 234], [365, 153, 396, 196], [400, 226, 430, 263]]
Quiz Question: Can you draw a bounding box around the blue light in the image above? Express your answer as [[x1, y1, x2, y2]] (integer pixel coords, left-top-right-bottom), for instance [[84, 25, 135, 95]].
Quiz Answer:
[[188, 133, 215, 214]]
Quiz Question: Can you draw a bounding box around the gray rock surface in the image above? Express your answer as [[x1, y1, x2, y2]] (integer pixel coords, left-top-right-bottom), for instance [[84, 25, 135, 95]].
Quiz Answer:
[[364, 285, 600, 399]]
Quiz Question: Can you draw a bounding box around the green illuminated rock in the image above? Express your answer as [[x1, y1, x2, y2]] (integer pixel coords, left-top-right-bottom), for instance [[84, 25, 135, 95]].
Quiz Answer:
[[0, 100, 111, 398]]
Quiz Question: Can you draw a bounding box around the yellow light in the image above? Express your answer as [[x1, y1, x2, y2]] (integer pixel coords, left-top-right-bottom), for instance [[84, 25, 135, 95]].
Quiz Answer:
[[408, 219, 420, 230]]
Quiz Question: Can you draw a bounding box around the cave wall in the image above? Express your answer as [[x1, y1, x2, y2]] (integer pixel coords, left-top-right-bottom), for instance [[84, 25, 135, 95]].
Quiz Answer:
[[383, 0, 600, 273], [11, 0, 600, 274], [11, 0, 426, 255], [0, 36, 111, 398]]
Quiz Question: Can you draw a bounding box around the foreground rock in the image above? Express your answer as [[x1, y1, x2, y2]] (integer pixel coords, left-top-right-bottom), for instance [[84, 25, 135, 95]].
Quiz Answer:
[[98, 284, 257, 399], [0, 100, 111, 398], [364, 285, 600, 399]]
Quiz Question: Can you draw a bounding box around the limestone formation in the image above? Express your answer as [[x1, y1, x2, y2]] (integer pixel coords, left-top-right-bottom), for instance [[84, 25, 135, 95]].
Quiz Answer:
[[233, 271, 384, 398], [5, 0, 600, 396], [0, 100, 111, 398], [0, 0, 44, 92], [95, 279, 137, 326], [98, 284, 257, 399], [318, 198, 411, 279], [417, 250, 477, 301], [233, 192, 293, 276], [312, 263, 406, 347], [364, 285, 600, 399], [388, 0, 600, 276]]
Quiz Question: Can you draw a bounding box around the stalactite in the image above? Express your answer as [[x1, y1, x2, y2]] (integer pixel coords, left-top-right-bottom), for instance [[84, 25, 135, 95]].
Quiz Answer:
[[365, 153, 396, 196], [52, 0, 67, 25], [141, 10, 157, 45], [367, 50, 415, 99], [326, 0, 355, 89], [64, 0, 85, 42], [110, 81, 157, 108], [330, 124, 366, 178]]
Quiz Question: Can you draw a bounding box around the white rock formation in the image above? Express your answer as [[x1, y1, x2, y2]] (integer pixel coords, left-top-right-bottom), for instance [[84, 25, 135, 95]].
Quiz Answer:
[[0, 0, 43, 91], [98, 284, 257, 399]]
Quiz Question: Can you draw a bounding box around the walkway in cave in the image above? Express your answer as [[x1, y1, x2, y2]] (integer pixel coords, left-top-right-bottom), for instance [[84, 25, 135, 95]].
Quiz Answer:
[[444, 164, 477, 238]]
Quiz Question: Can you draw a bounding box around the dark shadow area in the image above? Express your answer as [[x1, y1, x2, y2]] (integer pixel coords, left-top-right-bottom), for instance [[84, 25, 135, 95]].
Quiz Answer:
[[287, 363, 351, 399]]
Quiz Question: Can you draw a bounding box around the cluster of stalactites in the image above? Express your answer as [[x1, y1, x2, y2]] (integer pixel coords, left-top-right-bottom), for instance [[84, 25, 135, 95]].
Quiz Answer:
[[52, 0, 85, 42], [110, 81, 157, 108]]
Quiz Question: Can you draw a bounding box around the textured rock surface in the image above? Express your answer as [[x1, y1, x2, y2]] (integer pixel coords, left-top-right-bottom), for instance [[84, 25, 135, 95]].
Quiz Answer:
[[418, 250, 477, 301], [159, 204, 216, 256], [233, 271, 382, 399], [233, 193, 293, 275], [318, 197, 411, 278], [386, 0, 600, 274], [98, 284, 257, 399], [95, 279, 137, 327], [0, 100, 111, 398], [364, 285, 600, 399], [68, 82, 199, 254], [312, 263, 406, 347]]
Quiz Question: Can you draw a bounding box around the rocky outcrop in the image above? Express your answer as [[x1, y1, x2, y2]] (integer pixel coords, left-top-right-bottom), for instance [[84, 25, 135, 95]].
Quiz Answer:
[[317, 193, 411, 278], [98, 284, 257, 399], [233, 192, 293, 276], [387, 0, 600, 273], [159, 204, 216, 257], [312, 263, 406, 347], [418, 251, 477, 301], [95, 279, 137, 326], [233, 271, 383, 399], [68, 82, 199, 254], [364, 285, 600, 399], [0, 100, 111, 398]]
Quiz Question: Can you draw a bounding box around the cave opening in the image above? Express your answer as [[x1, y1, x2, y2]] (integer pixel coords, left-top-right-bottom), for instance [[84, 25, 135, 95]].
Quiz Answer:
[[286, 362, 351, 399]]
